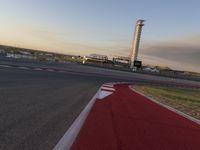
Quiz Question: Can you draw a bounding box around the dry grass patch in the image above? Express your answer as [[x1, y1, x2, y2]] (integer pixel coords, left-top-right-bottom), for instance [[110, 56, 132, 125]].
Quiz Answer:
[[133, 85, 200, 120]]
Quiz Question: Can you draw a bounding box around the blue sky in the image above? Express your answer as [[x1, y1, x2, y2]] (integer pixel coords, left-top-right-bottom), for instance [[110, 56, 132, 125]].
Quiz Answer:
[[0, 0, 200, 72]]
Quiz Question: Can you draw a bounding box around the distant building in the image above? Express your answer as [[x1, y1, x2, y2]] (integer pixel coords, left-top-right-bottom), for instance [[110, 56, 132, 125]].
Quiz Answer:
[[83, 54, 108, 64], [112, 56, 130, 67]]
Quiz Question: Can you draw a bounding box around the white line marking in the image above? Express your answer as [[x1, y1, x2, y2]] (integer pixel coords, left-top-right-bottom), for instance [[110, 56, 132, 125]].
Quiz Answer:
[[17, 66, 29, 69], [53, 89, 100, 150], [130, 86, 200, 125], [0, 64, 12, 68], [34, 68, 43, 71], [46, 69, 54, 71]]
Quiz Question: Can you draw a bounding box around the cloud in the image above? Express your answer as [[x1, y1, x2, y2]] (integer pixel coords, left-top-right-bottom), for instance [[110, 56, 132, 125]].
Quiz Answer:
[[138, 35, 200, 72]]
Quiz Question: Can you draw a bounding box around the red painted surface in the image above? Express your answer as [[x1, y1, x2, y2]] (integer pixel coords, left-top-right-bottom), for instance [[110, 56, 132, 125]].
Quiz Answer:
[[71, 84, 200, 150]]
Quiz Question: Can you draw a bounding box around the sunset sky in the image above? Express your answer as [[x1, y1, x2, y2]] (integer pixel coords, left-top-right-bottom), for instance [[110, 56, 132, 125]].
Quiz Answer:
[[0, 0, 200, 72]]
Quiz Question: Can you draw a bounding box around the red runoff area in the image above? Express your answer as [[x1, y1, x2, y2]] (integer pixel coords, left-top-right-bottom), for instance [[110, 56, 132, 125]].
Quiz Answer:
[[71, 84, 200, 150]]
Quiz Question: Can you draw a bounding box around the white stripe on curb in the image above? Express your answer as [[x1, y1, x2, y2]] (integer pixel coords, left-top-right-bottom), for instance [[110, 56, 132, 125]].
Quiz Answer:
[[53, 88, 101, 150], [101, 87, 115, 91], [103, 83, 115, 86], [97, 91, 113, 99]]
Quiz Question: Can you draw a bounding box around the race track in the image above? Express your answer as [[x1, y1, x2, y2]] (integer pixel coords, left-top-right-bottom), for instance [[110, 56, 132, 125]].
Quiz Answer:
[[0, 60, 199, 150]]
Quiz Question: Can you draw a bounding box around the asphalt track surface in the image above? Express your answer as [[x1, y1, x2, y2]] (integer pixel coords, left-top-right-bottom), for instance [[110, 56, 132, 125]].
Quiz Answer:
[[0, 59, 200, 150], [0, 67, 114, 150], [71, 84, 200, 150]]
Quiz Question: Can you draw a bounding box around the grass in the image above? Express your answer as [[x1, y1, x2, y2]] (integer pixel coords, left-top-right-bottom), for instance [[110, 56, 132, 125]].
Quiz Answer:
[[133, 85, 200, 120]]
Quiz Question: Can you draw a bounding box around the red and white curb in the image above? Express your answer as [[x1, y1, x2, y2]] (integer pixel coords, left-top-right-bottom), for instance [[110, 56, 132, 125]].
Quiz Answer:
[[97, 84, 115, 99], [53, 83, 116, 150], [130, 86, 200, 126]]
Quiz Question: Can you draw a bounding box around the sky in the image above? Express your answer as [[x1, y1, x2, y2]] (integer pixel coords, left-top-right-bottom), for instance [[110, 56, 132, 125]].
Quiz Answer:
[[0, 0, 200, 72]]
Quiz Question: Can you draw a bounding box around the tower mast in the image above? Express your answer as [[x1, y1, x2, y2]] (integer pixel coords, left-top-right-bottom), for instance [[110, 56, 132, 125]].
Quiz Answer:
[[130, 20, 145, 68]]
